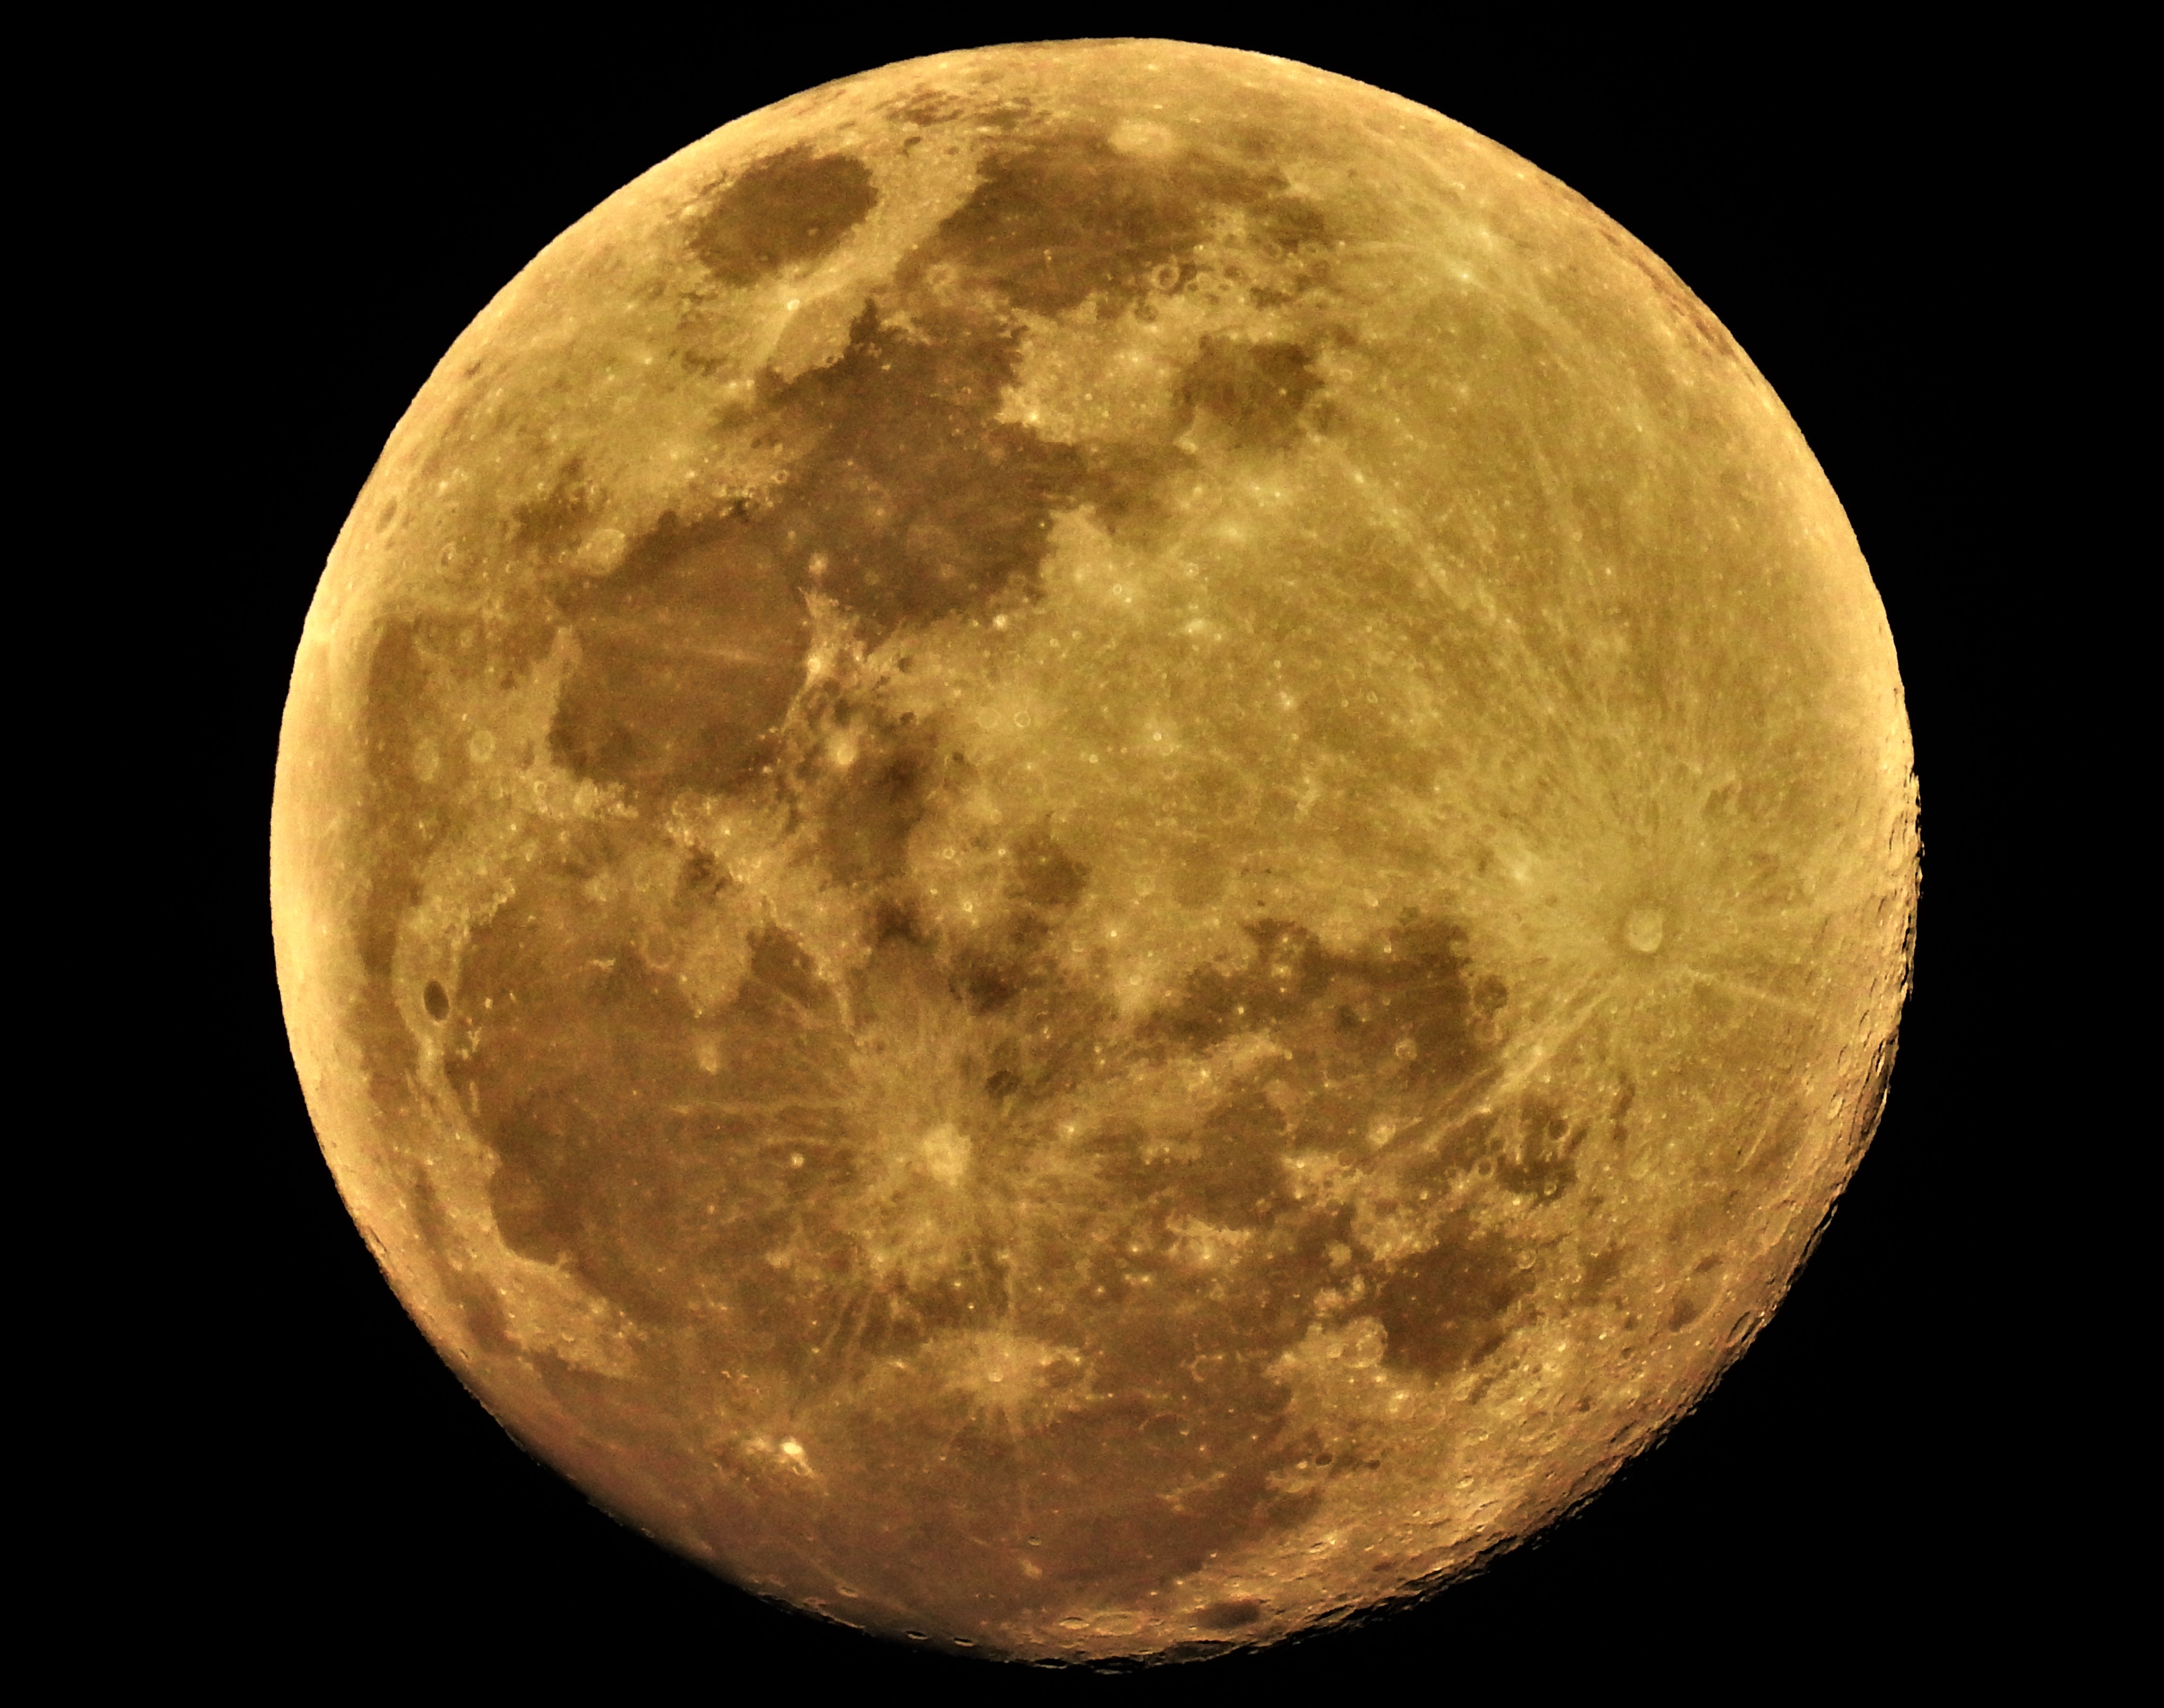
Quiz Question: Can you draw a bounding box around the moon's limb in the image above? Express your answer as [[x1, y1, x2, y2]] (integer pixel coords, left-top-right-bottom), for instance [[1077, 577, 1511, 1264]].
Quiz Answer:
[[272, 41, 1916, 1661]]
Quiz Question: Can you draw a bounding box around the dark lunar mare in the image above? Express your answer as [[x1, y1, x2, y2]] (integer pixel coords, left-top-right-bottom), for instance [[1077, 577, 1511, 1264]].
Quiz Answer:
[[440, 866, 1531, 1617]]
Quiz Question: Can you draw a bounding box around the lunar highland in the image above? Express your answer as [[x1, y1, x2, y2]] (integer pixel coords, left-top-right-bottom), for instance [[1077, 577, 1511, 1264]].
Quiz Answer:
[[271, 40, 1918, 1661]]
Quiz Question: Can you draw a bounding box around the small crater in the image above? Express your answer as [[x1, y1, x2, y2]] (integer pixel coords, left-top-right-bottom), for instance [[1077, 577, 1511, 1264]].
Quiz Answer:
[[918, 1122, 972, 1187], [422, 980, 449, 1022], [1625, 908, 1666, 954]]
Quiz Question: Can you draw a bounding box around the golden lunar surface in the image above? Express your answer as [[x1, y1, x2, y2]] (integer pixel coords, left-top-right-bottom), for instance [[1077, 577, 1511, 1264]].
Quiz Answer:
[[271, 39, 1917, 1662]]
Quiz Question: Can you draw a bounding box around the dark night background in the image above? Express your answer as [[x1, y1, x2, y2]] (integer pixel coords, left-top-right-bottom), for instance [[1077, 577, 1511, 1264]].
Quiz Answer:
[[161, 16, 2037, 1691]]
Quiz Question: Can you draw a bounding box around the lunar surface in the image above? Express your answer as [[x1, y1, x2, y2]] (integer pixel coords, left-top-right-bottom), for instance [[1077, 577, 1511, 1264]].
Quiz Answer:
[[272, 40, 1917, 1662]]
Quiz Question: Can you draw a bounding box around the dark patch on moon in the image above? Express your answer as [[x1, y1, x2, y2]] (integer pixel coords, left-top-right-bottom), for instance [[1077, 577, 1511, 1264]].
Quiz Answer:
[[1133, 1086, 1284, 1231], [748, 304, 1088, 633], [1149, 916, 1496, 1115], [913, 124, 1334, 318], [689, 147, 879, 286], [1197, 1597, 1265, 1630], [808, 711, 947, 890], [817, 1306, 1323, 1617], [551, 510, 811, 796], [1368, 1214, 1533, 1378], [1178, 336, 1325, 450], [512, 455, 600, 562], [449, 854, 852, 1327], [1009, 827, 1089, 908]]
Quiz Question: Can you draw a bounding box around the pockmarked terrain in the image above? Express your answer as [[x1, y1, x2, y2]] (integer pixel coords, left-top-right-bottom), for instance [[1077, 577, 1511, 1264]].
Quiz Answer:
[[272, 40, 1918, 1661]]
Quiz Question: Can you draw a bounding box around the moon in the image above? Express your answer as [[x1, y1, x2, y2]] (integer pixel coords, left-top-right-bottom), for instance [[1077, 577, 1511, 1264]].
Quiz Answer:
[[272, 40, 1916, 1662]]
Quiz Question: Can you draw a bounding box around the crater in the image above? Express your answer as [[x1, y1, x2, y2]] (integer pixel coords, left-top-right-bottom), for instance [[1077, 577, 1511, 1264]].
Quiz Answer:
[[917, 1122, 971, 1186], [1624, 907, 1665, 954]]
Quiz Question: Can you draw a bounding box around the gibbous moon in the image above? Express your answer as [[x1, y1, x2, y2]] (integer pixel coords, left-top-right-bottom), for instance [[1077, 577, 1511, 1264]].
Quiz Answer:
[[272, 40, 1916, 1662]]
